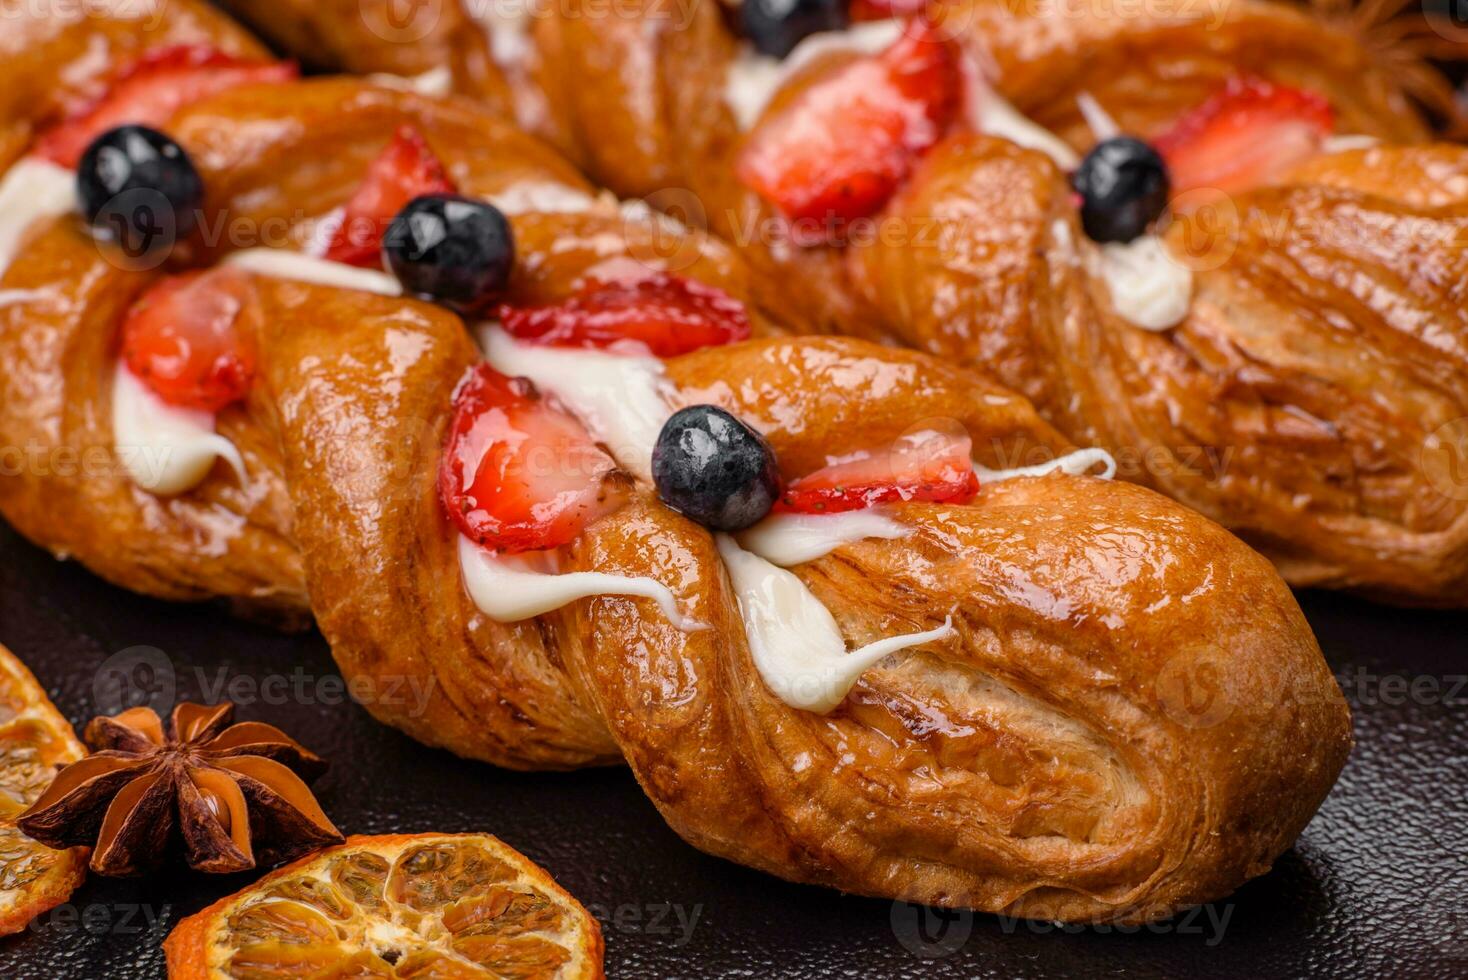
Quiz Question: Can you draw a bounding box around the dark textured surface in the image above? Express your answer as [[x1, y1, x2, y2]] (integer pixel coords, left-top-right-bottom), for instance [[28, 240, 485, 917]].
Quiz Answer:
[[0, 520, 1464, 979]]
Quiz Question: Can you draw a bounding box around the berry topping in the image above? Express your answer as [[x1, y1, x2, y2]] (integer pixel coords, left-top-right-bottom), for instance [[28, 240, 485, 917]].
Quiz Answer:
[[120, 268, 256, 412], [776, 427, 979, 514], [850, 0, 929, 20], [498, 274, 751, 357], [323, 126, 458, 268], [384, 195, 514, 315], [34, 46, 296, 169], [741, 0, 850, 58], [78, 125, 204, 258], [734, 18, 960, 239], [1153, 76, 1334, 198], [652, 406, 781, 531], [440, 364, 620, 553], [1071, 136, 1171, 243]]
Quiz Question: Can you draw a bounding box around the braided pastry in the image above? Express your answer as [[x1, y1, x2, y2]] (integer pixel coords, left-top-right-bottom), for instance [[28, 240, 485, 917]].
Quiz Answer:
[[218, 0, 1468, 604], [0, 2, 1351, 923]]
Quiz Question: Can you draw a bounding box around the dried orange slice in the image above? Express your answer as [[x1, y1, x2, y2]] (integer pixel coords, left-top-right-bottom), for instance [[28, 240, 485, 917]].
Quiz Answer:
[[165, 833, 604, 979], [0, 643, 87, 935]]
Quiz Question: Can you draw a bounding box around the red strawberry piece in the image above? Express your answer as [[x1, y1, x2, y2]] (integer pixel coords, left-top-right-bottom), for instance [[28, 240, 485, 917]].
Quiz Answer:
[[120, 268, 256, 413], [323, 125, 458, 268], [776, 426, 980, 514], [498, 274, 751, 357], [1153, 75, 1334, 197], [440, 364, 622, 553], [33, 45, 297, 169], [850, 0, 930, 21], [734, 18, 960, 239]]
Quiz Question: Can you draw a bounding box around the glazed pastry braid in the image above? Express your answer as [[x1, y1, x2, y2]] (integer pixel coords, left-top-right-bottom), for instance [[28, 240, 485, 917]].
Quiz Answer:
[[221, 0, 1468, 604], [0, 6, 1350, 922]]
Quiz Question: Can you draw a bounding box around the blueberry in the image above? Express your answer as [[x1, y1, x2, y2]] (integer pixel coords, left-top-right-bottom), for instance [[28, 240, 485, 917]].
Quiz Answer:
[[741, 0, 849, 59], [652, 406, 781, 531], [1071, 136, 1170, 243], [384, 194, 514, 314], [77, 125, 202, 261]]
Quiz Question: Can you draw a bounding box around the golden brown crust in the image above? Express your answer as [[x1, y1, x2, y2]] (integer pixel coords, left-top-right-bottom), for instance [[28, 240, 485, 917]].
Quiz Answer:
[[564, 480, 1349, 921], [0, 0, 270, 171], [851, 136, 1468, 603], [942, 0, 1431, 145], [0, 9, 1351, 921], [436, 0, 1468, 603]]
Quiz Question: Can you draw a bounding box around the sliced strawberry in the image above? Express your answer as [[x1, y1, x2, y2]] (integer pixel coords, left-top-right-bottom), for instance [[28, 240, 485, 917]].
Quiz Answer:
[[734, 18, 960, 239], [850, 0, 929, 21], [498, 274, 751, 357], [120, 268, 256, 412], [33, 45, 297, 169], [776, 427, 979, 514], [1153, 76, 1334, 197], [440, 364, 621, 553], [322, 126, 458, 268]]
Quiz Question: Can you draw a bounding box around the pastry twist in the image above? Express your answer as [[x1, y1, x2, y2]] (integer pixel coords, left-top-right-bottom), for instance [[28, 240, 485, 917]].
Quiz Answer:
[[0, 2, 1350, 922], [217, 0, 1468, 603]]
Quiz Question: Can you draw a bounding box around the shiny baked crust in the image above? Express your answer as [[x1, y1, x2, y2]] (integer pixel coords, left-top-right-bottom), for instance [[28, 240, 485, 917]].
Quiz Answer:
[[0, 3, 1351, 922], [215, 0, 1468, 604]]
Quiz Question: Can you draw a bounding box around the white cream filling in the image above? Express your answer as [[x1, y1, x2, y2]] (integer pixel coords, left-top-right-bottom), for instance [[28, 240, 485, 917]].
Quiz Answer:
[[964, 57, 1078, 170], [0, 158, 78, 278], [969, 84, 1191, 331], [1320, 134, 1380, 154], [366, 67, 454, 97], [1075, 91, 1121, 143], [299, 206, 347, 259], [486, 182, 601, 217], [466, 0, 536, 69], [457, 536, 702, 630], [477, 324, 674, 481], [221, 248, 403, 295], [737, 508, 909, 567], [111, 362, 247, 496], [975, 446, 1117, 483], [716, 534, 953, 713], [1093, 235, 1192, 331], [723, 19, 906, 131]]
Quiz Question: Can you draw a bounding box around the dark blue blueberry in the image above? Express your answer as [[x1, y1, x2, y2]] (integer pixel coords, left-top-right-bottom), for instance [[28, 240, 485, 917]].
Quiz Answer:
[[1071, 136, 1170, 243], [652, 406, 781, 531], [77, 125, 202, 261], [384, 194, 514, 314], [741, 0, 849, 59]]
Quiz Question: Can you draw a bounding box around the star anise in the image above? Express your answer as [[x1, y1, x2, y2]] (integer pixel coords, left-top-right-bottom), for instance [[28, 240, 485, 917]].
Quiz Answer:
[[15, 702, 343, 876]]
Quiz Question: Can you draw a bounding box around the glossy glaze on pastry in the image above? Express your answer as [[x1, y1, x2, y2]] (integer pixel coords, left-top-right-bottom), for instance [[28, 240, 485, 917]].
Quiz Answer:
[[219, 0, 1468, 604], [0, 0, 1351, 924]]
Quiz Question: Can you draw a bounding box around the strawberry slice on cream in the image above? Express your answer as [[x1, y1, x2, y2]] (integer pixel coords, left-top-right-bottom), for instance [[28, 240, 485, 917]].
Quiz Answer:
[[33, 45, 297, 169], [498, 273, 751, 357], [112, 269, 257, 495], [1153, 76, 1334, 198], [735, 18, 960, 237], [120, 269, 256, 413], [323, 126, 458, 268], [440, 364, 623, 554], [777, 426, 980, 514]]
